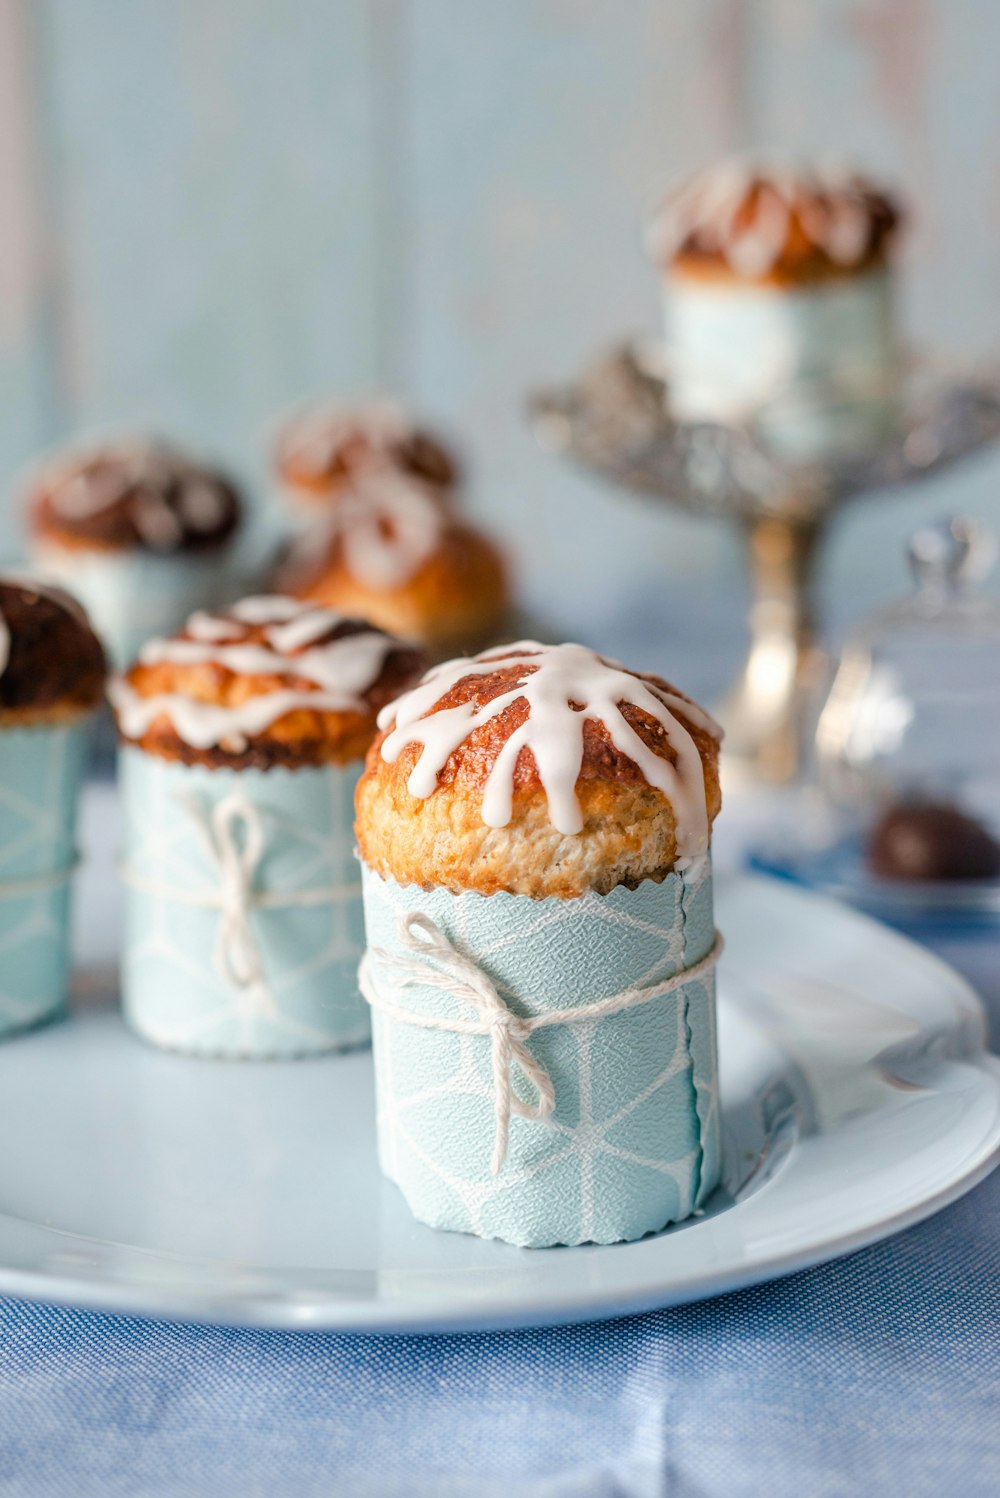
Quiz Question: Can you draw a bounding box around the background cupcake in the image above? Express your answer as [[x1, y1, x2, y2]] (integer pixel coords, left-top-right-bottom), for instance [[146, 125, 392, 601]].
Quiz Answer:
[[275, 399, 459, 517], [272, 464, 509, 658], [357, 640, 723, 1247], [26, 438, 245, 667], [648, 158, 903, 461], [0, 578, 106, 1037], [111, 594, 423, 1059]]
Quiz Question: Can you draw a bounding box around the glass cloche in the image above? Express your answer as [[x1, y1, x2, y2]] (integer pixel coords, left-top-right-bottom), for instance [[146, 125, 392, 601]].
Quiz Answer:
[[754, 517, 1000, 924]]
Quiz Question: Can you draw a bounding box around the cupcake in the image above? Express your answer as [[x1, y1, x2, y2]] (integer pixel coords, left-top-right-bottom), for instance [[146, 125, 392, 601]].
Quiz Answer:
[[356, 641, 723, 1247], [272, 459, 509, 657], [110, 595, 424, 1059], [275, 399, 458, 517], [27, 438, 244, 666], [647, 158, 903, 462], [0, 578, 106, 1036]]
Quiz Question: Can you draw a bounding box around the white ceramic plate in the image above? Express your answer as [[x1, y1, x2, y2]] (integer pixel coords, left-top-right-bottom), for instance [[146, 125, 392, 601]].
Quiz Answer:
[[0, 863, 997, 1334]]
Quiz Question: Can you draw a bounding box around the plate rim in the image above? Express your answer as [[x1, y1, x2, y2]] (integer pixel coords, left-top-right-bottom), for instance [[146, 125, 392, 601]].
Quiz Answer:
[[0, 873, 997, 1334]]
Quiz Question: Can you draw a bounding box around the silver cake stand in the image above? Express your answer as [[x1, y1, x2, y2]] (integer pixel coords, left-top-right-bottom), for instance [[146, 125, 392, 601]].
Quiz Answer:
[[529, 343, 1000, 783]]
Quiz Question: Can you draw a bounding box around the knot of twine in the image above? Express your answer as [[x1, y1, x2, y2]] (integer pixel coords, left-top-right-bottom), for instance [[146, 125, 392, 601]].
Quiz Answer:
[[192, 792, 269, 997], [121, 793, 360, 1018], [359, 912, 723, 1175]]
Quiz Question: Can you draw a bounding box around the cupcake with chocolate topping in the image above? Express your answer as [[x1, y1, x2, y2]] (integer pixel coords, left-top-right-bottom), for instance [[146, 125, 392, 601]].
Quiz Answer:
[[110, 595, 424, 1058], [27, 438, 245, 665], [648, 157, 904, 461], [275, 399, 458, 516], [272, 457, 509, 657], [357, 641, 723, 1246], [0, 578, 106, 1037]]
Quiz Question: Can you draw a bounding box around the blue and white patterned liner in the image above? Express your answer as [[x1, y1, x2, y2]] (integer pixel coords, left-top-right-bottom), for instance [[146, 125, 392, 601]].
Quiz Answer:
[[362, 862, 720, 1247], [120, 747, 369, 1058], [0, 722, 90, 1039]]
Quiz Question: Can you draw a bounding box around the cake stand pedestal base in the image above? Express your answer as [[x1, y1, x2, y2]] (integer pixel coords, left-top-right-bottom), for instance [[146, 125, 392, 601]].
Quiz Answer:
[[719, 513, 828, 786], [530, 341, 1000, 786]]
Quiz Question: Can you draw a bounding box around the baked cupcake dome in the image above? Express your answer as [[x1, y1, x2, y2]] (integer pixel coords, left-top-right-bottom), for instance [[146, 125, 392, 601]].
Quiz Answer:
[[28, 439, 242, 555], [356, 641, 722, 898], [276, 399, 458, 508], [648, 157, 902, 286], [0, 578, 106, 725], [110, 594, 426, 770], [272, 465, 509, 656], [648, 157, 904, 459]]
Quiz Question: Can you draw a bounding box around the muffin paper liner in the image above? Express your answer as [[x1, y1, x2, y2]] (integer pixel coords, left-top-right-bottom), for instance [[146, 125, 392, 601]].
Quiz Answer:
[[0, 724, 89, 1038], [120, 747, 368, 1058], [361, 861, 720, 1247], [31, 544, 240, 668]]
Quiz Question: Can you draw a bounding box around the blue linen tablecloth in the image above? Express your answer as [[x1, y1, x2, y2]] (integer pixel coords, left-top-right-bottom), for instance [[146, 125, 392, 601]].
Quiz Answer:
[[1, 783, 998, 1498], [1, 1163, 997, 1498]]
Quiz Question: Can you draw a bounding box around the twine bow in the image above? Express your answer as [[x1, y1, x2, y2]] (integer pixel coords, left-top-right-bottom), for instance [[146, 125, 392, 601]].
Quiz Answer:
[[360, 912, 724, 1176], [180, 791, 272, 1013], [359, 913, 556, 1174]]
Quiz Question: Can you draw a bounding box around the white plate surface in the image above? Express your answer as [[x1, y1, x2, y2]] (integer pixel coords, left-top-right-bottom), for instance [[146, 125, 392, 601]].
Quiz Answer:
[[0, 873, 997, 1334]]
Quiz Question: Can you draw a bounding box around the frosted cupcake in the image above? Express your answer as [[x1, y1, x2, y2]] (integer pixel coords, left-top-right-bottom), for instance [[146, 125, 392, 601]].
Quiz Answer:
[[110, 595, 424, 1059], [275, 399, 459, 518], [272, 458, 509, 658], [648, 158, 903, 462], [0, 578, 106, 1036], [357, 641, 723, 1247], [27, 439, 244, 666]]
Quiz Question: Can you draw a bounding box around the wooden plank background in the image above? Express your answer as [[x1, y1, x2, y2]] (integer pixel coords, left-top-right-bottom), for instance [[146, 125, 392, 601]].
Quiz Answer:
[[2, 0, 1000, 669]]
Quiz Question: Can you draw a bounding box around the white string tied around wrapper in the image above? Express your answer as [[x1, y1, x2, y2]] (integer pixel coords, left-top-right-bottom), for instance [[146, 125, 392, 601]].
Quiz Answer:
[[359, 912, 724, 1175], [195, 793, 268, 998], [121, 791, 358, 1018]]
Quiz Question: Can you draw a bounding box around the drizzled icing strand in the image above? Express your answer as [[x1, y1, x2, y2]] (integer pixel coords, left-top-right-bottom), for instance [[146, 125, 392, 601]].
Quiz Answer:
[[279, 400, 414, 478], [111, 595, 399, 752], [283, 459, 445, 590], [378, 642, 721, 861], [39, 441, 235, 551], [648, 157, 896, 278]]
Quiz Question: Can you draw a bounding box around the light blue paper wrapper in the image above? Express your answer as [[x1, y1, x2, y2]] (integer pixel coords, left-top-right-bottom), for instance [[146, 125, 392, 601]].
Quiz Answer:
[[0, 723, 89, 1038], [362, 862, 720, 1247], [121, 747, 369, 1058], [31, 543, 241, 668]]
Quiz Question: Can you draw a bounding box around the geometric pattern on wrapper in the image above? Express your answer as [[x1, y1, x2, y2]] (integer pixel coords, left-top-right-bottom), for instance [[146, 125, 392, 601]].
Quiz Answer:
[[364, 862, 720, 1247], [0, 726, 83, 1037], [121, 751, 369, 1058]]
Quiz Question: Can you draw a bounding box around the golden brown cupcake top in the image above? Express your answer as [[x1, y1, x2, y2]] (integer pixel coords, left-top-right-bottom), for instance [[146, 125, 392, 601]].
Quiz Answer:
[[356, 642, 722, 898], [29, 439, 242, 554], [0, 577, 106, 725], [276, 400, 457, 501], [276, 461, 450, 593], [110, 595, 425, 770], [272, 466, 508, 656], [649, 158, 901, 286]]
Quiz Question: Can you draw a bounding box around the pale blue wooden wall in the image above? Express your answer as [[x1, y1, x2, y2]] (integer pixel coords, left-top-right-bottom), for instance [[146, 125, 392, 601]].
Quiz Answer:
[[3, 0, 1000, 663]]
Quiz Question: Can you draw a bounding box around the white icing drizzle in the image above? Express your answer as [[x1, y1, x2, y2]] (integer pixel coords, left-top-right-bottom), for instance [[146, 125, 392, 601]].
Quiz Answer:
[[185, 611, 245, 644], [227, 595, 305, 624], [112, 596, 399, 752], [40, 441, 232, 550], [378, 642, 721, 861], [648, 157, 891, 276], [283, 459, 445, 590], [280, 400, 414, 480]]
